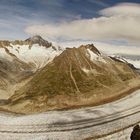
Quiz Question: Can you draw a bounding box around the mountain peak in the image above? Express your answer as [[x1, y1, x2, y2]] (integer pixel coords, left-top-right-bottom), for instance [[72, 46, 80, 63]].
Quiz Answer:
[[8, 42, 139, 114], [27, 35, 43, 41], [80, 44, 101, 55], [25, 35, 52, 48]]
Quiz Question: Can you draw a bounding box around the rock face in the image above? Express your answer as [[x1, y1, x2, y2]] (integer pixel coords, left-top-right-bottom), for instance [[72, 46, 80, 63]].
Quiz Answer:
[[25, 35, 52, 48], [6, 44, 139, 114], [130, 125, 140, 140]]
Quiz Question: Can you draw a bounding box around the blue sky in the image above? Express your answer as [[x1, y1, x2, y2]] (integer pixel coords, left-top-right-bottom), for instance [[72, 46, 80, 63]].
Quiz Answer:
[[0, 0, 140, 44]]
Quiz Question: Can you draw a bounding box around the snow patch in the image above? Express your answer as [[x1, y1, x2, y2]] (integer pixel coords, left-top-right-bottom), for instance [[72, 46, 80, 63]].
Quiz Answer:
[[110, 55, 127, 63], [110, 55, 140, 69], [87, 49, 107, 63], [0, 48, 13, 61], [125, 59, 140, 69], [82, 68, 100, 75], [82, 68, 91, 73]]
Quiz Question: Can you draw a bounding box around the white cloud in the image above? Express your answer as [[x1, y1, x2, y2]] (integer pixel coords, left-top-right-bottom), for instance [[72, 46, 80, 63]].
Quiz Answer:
[[57, 40, 140, 55], [100, 3, 140, 16], [25, 3, 140, 45]]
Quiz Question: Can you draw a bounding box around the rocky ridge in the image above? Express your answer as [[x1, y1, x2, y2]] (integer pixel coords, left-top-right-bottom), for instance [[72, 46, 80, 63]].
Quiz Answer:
[[5, 43, 140, 113]]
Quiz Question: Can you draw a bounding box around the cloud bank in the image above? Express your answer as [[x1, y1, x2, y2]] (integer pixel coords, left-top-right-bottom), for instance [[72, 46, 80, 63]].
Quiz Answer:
[[25, 2, 140, 44], [57, 40, 140, 55]]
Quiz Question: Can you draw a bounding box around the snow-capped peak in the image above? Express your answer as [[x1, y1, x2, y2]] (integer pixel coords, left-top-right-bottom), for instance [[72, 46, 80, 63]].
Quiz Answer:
[[0, 36, 63, 70], [25, 35, 52, 48]]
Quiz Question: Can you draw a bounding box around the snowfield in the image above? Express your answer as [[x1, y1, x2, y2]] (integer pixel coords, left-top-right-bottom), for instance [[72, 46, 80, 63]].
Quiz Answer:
[[0, 44, 63, 69]]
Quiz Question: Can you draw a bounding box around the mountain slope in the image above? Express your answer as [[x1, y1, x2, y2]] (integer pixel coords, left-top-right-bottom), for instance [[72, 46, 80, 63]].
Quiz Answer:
[[0, 36, 62, 99], [0, 35, 62, 69], [7, 44, 140, 114]]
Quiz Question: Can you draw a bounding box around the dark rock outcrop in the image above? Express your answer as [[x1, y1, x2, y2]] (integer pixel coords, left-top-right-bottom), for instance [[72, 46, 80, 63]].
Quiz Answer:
[[130, 125, 140, 140]]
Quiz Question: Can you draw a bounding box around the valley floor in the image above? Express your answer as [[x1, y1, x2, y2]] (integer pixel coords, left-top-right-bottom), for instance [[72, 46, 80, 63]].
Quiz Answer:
[[96, 126, 134, 140], [0, 89, 140, 139]]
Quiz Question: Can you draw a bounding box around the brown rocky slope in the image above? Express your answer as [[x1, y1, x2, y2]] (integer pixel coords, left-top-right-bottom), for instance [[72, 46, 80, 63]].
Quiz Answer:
[[4, 44, 140, 114]]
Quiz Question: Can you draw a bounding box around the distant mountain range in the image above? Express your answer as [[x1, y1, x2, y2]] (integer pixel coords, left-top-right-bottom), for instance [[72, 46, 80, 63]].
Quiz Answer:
[[0, 36, 139, 114]]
